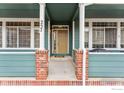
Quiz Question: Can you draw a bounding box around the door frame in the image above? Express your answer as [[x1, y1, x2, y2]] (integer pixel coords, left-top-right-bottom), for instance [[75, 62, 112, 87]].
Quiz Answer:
[[51, 25, 69, 55]]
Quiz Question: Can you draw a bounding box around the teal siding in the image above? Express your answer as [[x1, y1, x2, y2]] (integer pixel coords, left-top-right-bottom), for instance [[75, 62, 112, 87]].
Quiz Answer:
[[74, 19, 79, 49], [89, 53, 124, 78], [0, 50, 35, 77]]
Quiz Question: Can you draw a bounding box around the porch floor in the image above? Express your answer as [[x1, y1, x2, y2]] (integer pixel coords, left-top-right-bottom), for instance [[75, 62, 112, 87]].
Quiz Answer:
[[47, 56, 76, 80]]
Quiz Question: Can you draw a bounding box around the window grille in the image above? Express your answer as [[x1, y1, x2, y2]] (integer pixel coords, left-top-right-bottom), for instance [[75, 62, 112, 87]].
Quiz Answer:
[[92, 22, 117, 27], [6, 22, 31, 26]]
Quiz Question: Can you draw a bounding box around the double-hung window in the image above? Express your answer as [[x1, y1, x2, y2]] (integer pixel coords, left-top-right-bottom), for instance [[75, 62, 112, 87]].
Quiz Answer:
[[92, 22, 117, 48], [6, 22, 31, 48]]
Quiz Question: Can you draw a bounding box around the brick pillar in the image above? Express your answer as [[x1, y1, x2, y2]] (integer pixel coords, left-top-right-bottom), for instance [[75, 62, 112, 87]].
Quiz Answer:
[[85, 49, 89, 80], [75, 50, 83, 80], [36, 50, 48, 80]]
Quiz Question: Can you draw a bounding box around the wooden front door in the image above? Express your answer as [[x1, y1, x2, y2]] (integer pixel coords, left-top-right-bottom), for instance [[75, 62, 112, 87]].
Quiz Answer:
[[52, 25, 69, 54]]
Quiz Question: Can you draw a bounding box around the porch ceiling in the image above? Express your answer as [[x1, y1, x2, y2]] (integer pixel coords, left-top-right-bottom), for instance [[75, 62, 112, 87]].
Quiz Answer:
[[46, 3, 78, 24], [86, 4, 124, 18]]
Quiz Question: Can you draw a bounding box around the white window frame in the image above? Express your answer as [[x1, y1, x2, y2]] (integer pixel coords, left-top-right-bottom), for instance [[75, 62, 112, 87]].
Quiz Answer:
[[0, 18, 39, 49]]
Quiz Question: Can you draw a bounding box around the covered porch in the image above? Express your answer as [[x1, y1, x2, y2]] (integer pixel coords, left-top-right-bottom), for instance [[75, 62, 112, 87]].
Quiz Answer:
[[0, 3, 85, 82], [85, 4, 124, 86]]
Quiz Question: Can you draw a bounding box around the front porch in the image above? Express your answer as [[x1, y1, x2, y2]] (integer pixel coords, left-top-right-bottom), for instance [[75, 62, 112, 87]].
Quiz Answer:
[[0, 3, 84, 85]]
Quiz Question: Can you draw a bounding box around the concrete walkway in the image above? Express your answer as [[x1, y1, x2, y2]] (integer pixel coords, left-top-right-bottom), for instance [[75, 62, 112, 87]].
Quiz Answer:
[[47, 57, 76, 80]]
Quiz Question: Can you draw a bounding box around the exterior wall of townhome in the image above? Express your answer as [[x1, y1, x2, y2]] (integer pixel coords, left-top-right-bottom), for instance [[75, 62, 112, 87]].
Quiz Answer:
[[84, 17, 124, 85], [85, 49, 124, 86], [0, 49, 36, 77]]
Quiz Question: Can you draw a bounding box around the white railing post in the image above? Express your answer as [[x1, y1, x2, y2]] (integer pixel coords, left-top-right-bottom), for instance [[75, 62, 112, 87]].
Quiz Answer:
[[39, 3, 45, 50]]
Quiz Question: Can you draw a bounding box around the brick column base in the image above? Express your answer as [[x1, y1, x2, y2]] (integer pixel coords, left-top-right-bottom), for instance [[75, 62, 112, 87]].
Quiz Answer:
[[36, 50, 48, 80], [75, 50, 83, 80]]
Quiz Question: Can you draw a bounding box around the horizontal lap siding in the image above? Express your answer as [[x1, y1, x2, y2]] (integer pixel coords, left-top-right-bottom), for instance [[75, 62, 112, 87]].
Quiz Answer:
[[0, 51, 35, 77], [88, 54, 124, 78]]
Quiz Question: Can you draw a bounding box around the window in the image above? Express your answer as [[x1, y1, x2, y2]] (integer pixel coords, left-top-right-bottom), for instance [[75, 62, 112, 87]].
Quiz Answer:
[[19, 27, 30, 48], [34, 29, 40, 48], [121, 22, 124, 48], [85, 31, 89, 48], [92, 28, 104, 48], [121, 28, 124, 48], [6, 22, 31, 48], [34, 22, 40, 48], [85, 22, 89, 48], [7, 27, 17, 48], [105, 28, 117, 48], [92, 22, 117, 48]]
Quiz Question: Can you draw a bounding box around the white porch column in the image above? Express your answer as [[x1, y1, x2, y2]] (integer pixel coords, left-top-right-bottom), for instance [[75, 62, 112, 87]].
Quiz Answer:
[[39, 3, 45, 49], [79, 3, 85, 49], [2, 21, 6, 48], [117, 21, 121, 49], [72, 21, 75, 49]]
